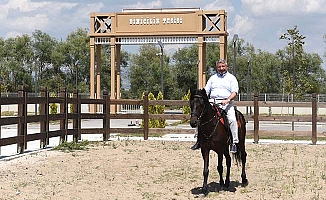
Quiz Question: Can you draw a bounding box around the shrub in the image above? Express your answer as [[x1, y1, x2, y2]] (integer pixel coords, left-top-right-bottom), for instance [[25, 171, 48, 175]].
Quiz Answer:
[[156, 91, 166, 128], [49, 92, 58, 114], [141, 91, 166, 128], [181, 89, 191, 123]]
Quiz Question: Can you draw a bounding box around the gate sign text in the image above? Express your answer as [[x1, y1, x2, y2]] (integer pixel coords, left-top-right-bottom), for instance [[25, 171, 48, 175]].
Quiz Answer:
[[129, 16, 183, 25]]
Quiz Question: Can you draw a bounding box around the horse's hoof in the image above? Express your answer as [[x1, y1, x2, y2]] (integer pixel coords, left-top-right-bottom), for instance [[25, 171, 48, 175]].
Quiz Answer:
[[223, 180, 230, 188], [219, 189, 226, 193], [198, 193, 206, 198], [242, 178, 249, 186]]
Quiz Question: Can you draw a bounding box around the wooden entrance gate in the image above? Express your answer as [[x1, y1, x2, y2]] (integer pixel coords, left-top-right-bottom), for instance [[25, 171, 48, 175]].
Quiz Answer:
[[89, 8, 228, 113]]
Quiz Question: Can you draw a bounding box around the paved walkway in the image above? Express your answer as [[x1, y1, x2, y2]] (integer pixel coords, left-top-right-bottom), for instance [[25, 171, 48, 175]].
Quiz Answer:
[[1, 119, 326, 160]]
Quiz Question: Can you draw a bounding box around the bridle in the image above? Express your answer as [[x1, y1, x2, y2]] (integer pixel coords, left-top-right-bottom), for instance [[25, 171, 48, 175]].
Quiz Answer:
[[191, 94, 221, 140], [190, 94, 207, 122]]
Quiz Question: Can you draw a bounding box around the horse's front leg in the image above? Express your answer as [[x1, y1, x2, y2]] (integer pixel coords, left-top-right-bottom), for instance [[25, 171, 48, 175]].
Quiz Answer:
[[201, 149, 210, 195], [224, 150, 231, 188], [217, 153, 224, 187]]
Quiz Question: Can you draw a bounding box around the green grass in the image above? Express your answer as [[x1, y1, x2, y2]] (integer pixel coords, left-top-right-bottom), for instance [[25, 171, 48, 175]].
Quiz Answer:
[[1, 111, 15, 116], [113, 132, 326, 143], [246, 135, 326, 141], [115, 132, 326, 141], [115, 133, 164, 137], [52, 140, 90, 151]]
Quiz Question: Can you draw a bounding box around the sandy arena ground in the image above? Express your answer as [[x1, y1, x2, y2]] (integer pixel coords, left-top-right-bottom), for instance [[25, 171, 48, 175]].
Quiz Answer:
[[1, 140, 326, 200]]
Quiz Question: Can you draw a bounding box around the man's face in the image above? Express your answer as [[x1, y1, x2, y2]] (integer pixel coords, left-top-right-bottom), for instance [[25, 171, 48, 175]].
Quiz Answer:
[[216, 63, 228, 74]]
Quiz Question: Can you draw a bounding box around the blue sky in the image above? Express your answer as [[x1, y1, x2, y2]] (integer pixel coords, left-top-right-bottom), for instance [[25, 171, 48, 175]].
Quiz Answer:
[[1, 0, 326, 65]]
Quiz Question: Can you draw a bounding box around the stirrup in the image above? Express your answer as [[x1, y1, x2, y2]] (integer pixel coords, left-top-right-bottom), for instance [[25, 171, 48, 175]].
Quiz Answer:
[[230, 144, 237, 153]]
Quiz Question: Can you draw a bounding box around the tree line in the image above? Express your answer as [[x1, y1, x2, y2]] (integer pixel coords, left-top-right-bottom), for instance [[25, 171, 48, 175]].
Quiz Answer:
[[1, 26, 326, 100]]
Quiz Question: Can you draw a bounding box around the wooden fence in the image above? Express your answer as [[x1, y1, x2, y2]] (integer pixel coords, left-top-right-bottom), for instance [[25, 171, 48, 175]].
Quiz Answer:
[[0, 86, 324, 155]]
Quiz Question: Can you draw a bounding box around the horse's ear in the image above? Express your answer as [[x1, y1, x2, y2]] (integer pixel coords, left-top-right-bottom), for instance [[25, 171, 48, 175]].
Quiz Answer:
[[200, 88, 209, 101], [190, 89, 195, 99], [201, 88, 207, 97]]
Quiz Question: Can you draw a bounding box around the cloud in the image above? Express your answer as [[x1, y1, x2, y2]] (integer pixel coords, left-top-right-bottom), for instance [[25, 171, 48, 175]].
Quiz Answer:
[[3, 0, 76, 14], [170, 0, 203, 7], [123, 0, 162, 9], [73, 3, 104, 21], [0, 3, 9, 20], [231, 15, 254, 37], [13, 14, 49, 31], [202, 0, 235, 13], [0, 0, 79, 39], [242, 0, 326, 16], [170, 0, 234, 12], [4, 31, 22, 39]]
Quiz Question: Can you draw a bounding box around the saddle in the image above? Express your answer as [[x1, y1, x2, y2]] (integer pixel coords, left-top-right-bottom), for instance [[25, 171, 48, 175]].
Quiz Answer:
[[212, 104, 233, 142]]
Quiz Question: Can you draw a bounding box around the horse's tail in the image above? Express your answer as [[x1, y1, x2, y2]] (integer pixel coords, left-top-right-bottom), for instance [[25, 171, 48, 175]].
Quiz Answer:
[[235, 109, 247, 134], [233, 109, 247, 165], [232, 148, 245, 166]]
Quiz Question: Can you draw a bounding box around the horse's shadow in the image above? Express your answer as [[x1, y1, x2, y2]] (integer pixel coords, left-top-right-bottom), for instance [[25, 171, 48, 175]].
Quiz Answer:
[[191, 180, 246, 196]]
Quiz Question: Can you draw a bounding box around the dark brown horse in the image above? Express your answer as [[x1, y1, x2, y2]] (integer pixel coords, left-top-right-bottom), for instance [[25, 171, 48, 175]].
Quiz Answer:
[[190, 88, 248, 195]]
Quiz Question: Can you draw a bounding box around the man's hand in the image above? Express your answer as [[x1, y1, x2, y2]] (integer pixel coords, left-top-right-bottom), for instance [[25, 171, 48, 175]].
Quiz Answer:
[[221, 99, 230, 105]]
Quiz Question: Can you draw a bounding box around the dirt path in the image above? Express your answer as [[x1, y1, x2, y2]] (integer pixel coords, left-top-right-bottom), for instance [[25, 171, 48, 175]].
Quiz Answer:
[[1, 140, 326, 200]]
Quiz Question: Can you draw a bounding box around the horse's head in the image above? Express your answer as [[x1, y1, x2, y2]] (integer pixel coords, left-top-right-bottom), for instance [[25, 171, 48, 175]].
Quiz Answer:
[[189, 88, 209, 128]]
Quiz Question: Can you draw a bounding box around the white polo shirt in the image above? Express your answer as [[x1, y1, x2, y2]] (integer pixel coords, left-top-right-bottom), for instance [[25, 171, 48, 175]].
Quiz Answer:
[[204, 71, 239, 99]]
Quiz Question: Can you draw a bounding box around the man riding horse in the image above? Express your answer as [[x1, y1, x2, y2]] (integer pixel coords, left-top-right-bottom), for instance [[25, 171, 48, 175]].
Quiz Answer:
[[191, 58, 239, 153]]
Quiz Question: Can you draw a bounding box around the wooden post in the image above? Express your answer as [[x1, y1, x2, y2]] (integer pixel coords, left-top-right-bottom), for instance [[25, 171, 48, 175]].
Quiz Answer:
[[103, 90, 110, 141], [110, 38, 116, 114], [17, 85, 25, 153], [46, 88, 49, 145], [90, 38, 95, 113], [96, 45, 102, 113], [254, 92, 259, 143], [59, 87, 67, 143], [77, 92, 81, 140], [73, 89, 79, 142], [0, 88, 1, 155], [40, 87, 47, 148], [312, 93, 317, 145], [143, 91, 149, 140], [65, 89, 68, 142], [198, 37, 204, 89]]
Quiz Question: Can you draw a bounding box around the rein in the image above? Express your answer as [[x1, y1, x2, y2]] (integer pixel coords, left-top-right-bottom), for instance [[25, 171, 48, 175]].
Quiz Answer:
[[192, 94, 221, 140], [200, 104, 221, 140]]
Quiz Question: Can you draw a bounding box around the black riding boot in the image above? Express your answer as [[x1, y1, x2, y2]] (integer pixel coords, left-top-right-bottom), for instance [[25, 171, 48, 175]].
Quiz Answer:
[[191, 140, 200, 150]]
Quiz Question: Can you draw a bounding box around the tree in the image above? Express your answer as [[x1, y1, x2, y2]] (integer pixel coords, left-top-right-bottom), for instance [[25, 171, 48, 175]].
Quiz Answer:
[[226, 39, 255, 94], [280, 26, 326, 97], [51, 28, 90, 93], [171, 44, 198, 99], [31, 30, 57, 93], [324, 34, 326, 60], [252, 51, 283, 93], [65, 28, 90, 93], [100, 45, 130, 95], [129, 44, 170, 99], [0, 35, 34, 92], [300, 52, 325, 93], [0, 37, 7, 93], [280, 25, 306, 98]]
